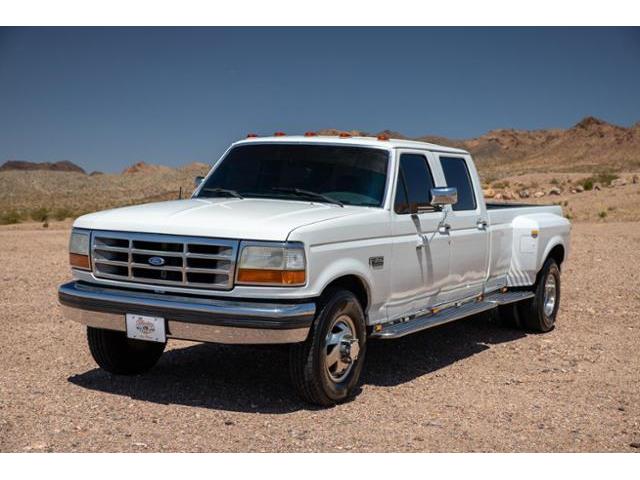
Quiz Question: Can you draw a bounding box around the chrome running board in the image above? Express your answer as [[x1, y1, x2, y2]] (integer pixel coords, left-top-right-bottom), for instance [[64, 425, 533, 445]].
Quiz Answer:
[[371, 289, 534, 340], [484, 290, 535, 305]]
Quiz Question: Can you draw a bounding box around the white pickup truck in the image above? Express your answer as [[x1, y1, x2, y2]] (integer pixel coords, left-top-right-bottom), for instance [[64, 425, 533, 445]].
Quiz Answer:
[[59, 134, 571, 405]]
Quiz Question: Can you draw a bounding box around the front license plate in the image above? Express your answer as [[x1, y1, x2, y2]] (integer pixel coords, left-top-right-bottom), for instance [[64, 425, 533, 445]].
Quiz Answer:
[[125, 314, 166, 343]]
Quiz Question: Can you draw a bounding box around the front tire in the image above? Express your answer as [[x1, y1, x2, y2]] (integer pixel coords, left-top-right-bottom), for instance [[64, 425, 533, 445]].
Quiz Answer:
[[518, 258, 561, 332], [290, 289, 367, 406], [87, 326, 166, 375]]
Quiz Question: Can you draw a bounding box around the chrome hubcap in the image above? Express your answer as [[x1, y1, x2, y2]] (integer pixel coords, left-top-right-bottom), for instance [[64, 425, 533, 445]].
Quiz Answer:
[[324, 314, 360, 383], [543, 272, 557, 317]]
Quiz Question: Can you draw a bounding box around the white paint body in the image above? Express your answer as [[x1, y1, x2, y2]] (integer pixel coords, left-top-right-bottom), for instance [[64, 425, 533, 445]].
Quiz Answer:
[[73, 136, 571, 326]]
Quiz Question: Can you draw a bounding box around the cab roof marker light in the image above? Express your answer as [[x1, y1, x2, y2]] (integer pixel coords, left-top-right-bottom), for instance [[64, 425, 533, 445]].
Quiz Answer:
[[274, 131, 286, 137], [304, 131, 317, 137], [246, 133, 258, 138]]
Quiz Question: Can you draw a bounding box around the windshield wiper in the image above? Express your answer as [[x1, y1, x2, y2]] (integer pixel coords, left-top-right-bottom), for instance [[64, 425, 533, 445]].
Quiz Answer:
[[272, 187, 344, 207], [200, 187, 244, 199]]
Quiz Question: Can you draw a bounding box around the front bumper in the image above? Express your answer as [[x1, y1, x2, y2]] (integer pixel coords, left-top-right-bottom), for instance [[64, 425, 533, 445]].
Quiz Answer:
[[58, 281, 315, 344]]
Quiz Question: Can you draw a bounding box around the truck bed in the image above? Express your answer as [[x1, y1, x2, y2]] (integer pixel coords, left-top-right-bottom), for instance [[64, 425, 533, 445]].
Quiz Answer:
[[486, 202, 564, 226], [486, 202, 542, 209]]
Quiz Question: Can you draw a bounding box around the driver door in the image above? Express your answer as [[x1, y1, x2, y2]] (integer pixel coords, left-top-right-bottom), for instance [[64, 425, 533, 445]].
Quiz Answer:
[[387, 151, 451, 320]]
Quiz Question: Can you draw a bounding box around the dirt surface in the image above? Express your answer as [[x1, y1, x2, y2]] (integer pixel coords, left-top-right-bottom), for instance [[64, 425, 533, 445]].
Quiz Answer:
[[1, 222, 638, 452]]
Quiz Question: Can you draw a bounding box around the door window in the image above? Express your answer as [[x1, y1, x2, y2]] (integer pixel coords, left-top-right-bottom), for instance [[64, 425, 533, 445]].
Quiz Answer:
[[440, 156, 477, 211], [394, 154, 435, 214]]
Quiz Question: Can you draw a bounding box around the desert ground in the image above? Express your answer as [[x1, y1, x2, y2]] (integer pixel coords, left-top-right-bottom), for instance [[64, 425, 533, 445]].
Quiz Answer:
[[0, 217, 638, 452], [1, 118, 639, 451]]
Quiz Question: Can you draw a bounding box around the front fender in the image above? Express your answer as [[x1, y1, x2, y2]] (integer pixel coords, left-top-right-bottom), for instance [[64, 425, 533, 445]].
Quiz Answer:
[[307, 249, 389, 325]]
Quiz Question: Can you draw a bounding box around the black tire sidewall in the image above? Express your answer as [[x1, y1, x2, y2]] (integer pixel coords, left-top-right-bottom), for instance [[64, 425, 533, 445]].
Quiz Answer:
[[312, 290, 367, 402], [535, 259, 561, 331], [87, 326, 165, 374]]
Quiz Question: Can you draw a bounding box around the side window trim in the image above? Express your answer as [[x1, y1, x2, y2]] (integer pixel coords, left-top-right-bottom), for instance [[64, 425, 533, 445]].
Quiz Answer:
[[394, 167, 409, 214], [393, 151, 437, 215], [439, 155, 478, 212]]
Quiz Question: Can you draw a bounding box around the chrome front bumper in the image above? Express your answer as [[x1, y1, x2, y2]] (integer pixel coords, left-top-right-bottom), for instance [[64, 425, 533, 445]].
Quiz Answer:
[[58, 281, 315, 344]]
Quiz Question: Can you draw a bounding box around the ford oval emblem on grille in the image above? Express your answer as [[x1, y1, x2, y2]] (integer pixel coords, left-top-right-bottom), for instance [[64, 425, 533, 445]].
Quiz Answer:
[[148, 256, 165, 266]]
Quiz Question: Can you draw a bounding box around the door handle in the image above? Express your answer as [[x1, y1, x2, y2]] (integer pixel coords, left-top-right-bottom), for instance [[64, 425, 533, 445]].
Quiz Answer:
[[438, 223, 451, 235], [476, 219, 488, 229]]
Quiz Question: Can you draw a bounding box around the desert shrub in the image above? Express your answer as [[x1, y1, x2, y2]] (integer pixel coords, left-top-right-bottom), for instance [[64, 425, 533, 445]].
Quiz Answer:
[[565, 212, 573, 220], [0, 210, 24, 225], [30, 207, 49, 222], [582, 178, 594, 191], [481, 173, 498, 185], [52, 207, 75, 221], [598, 210, 607, 219], [550, 178, 560, 185], [492, 180, 510, 189], [594, 172, 619, 185], [581, 172, 618, 190]]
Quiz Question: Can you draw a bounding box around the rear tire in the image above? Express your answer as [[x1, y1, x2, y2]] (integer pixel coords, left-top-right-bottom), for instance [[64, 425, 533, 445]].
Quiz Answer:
[[290, 288, 366, 406], [87, 326, 166, 375], [517, 258, 561, 332]]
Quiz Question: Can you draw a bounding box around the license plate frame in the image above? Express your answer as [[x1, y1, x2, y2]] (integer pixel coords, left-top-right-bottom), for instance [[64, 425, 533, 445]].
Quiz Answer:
[[125, 313, 166, 343]]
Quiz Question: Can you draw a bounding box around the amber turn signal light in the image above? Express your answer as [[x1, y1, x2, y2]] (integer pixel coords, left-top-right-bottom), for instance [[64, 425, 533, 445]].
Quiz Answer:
[[70, 253, 90, 270], [237, 268, 305, 285]]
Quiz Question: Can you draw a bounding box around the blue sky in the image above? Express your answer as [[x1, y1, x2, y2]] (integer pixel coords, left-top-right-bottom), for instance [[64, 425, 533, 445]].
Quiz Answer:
[[0, 27, 639, 173]]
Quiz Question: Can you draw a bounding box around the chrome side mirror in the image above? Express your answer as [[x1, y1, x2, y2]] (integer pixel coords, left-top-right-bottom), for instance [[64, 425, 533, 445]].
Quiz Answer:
[[430, 187, 458, 208], [194, 176, 205, 188]]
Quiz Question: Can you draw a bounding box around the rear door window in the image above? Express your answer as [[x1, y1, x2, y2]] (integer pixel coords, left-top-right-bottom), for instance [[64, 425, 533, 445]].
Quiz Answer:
[[440, 156, 477, 211], [394, 153, 435, 214]]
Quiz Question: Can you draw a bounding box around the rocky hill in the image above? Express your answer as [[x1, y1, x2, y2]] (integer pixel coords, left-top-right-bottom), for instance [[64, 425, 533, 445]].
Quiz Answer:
[[318, 116, 640, 179], [122, 161, 173, 175], [1, 117, 639, 224], [457, 117, 640, 178], [0, 160, 86, 174], [0, 161, 210, 220]]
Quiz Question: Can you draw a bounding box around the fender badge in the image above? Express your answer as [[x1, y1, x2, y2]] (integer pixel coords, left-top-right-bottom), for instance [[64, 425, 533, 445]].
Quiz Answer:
[[369, 256, 384, 269]]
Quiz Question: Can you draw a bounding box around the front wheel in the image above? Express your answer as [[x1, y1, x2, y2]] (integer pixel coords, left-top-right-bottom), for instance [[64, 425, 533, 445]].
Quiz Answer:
[[87, 326, 166, 374], [289, 289, 367, 406], [518, 258, 561, 332]]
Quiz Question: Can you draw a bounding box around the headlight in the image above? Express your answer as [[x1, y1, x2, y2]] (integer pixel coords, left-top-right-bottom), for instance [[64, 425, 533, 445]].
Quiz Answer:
[[69, 229, 91, 270], [236, 242, 306, 286]]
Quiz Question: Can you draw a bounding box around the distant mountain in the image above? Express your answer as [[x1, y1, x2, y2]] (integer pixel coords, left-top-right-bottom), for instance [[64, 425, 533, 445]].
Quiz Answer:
[[0, 161, 211, 214], [122, 161, 172, 175], [1, 117, 638, 217], [0, 160, 86, 174], [457, 117, 640, 174], [316, 116, 640, 175]]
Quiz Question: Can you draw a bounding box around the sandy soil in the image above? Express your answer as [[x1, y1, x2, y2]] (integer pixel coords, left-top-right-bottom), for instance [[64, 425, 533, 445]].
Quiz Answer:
[[0, 222, 638, 452]]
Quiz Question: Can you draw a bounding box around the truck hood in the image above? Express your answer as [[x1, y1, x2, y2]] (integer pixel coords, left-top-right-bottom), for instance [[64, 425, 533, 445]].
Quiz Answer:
[[74, 198, 359, 241]]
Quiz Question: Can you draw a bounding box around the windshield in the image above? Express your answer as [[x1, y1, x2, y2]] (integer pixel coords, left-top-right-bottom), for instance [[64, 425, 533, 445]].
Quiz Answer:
[[197, 144, 389, 207]]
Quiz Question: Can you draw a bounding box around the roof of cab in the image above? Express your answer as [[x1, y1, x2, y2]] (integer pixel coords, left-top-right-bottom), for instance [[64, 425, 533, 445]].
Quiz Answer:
[[233, 135, 469, 155]]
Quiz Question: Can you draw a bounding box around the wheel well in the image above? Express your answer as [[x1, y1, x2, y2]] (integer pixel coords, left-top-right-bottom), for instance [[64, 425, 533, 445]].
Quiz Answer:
[[547, 244, 565, 268], [323, 275, 369, 313]]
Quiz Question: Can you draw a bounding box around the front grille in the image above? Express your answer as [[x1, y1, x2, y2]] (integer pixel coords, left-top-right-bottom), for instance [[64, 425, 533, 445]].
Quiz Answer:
[[91, 231, 239, 290]]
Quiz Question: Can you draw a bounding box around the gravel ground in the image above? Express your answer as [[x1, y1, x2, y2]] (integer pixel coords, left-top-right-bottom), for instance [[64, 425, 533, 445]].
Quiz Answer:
[[1, 222, 638, 452]]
